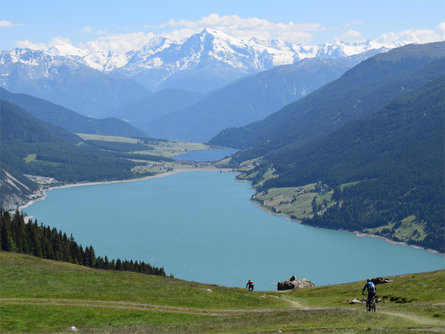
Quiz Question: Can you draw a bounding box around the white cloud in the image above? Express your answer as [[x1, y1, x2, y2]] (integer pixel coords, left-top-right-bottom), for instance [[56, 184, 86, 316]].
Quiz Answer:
[[16, 32, 156, 55], [374, 22, 445, 45], [12, 15, 445, 58], [18, 36, 85, 56], [158, 13, 323, 43], [81, 32, 155, 53], [81, 26, 94, 34], [336, 29, 365, 42], [15, 40, 47, 50], [0, 20, 22, 28], [344, 19, 363, 28]]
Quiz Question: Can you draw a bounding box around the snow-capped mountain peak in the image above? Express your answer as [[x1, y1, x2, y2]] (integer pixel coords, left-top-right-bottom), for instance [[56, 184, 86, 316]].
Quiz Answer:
[[1, 28, 394, 92]]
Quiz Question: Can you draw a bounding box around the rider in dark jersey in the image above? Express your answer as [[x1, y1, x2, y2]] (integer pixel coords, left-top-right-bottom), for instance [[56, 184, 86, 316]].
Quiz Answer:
[[362, 278, 376, 304], [246, 280, 254, 291]]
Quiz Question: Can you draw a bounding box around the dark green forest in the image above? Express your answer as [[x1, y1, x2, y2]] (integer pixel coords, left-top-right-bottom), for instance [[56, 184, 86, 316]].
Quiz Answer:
[[211, 43, 445, 153], [215, 43, 445, 253], [0, 209, 166, 276], [247, 78, 445, 252], [0, 100, 153, 184]]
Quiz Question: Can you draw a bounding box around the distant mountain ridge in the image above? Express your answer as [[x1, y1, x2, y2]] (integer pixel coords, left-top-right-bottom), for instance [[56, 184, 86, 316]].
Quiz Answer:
[[142, 56, 367, 142], [210, 42, 445, 150], [1, 29, 391, 99], [105, 89, 205, 126], [0, 87, 148, 138], [0, 49, 150, 117]]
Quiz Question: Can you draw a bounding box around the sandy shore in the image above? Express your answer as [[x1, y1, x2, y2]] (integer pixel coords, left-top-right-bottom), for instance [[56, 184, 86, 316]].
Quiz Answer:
[[19, 167, 234, 211]]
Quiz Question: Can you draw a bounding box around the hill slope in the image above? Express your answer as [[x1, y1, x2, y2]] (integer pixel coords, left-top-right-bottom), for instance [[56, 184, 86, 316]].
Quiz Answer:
[[229, 76, 444, 253], [1, 252, 444, 333], [0, 87, 148, 138], [273, 78, 443, 251], [105, 88, 205, 127], [210, 42, 445, 150], [0, 101, 144, 208], [144, 57, 361, 142]]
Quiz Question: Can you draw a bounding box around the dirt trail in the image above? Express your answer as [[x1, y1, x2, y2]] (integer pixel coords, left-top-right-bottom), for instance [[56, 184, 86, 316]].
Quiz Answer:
[[379, 310, 445, 327], [0, 297, 295, 317], [2, 297, 444, 330]]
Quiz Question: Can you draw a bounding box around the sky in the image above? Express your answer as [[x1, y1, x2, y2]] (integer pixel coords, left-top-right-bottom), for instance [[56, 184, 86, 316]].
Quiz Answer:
[[1, 0, 444, 53]]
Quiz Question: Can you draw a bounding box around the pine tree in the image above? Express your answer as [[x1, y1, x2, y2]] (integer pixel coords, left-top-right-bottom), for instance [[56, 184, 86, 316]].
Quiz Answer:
[[0, 210, 17, 252]]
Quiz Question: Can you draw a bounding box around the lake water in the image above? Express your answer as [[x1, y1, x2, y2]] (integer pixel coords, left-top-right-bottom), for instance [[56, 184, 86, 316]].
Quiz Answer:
[[174, 148, 239, 161], [25, 171, 444, 291]]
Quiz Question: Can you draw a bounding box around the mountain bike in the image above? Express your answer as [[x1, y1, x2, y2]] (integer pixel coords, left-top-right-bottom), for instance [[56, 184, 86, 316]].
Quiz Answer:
[[363, 293, 376, 312]]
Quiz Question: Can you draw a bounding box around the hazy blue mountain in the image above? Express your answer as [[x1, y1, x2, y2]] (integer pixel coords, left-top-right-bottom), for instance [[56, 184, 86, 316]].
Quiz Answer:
[[105, 88, 205, 127], [210, 42, 445, 150], [0, 49, 150, 117], [142, 56, 370, 142], [0, 88, 148, 138]]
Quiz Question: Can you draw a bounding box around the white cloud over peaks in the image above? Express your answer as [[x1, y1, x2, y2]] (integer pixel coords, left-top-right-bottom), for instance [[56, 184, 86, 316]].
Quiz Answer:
[[81, 26, 94, 34], [81, 32, 155, 53], [374, 22, 445, 45], [336, 29, 365, 42], [16, 37, 85, 56], [0, 20, 22, 28], [16, 32, 155, 55], [159, 13, 323, 43]]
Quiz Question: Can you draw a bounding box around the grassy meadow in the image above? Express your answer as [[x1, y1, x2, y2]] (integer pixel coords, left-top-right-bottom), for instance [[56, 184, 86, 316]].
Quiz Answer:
[[1, 252, 444, 333]]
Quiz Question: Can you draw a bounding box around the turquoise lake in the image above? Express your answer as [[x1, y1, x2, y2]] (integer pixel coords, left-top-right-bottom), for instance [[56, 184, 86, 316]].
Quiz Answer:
[[25, 171, 444, 291], [174, 147, 239, 161]]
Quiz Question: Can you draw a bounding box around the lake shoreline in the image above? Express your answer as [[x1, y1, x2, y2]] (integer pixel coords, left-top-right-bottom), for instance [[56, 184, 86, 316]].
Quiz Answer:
[[250, 193, 445, 258], [20, 168, 444, 259], [19, 167, 234, 211]]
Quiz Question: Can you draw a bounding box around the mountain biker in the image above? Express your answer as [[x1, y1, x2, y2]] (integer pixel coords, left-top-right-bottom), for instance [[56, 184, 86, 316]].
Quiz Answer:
[[246, 280, 254, 291], [362, 278, 376, 306]]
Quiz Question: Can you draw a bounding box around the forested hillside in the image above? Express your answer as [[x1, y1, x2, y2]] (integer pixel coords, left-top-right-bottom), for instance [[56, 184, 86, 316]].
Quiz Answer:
[[0, 87, 148, 138], [0, 209, 166, 276], [233, 77, 444, 252], [214, 42, 445, 253], [144, 57, 361, 142], [210, 42, 445, 151], [0, 101, 139, 183]]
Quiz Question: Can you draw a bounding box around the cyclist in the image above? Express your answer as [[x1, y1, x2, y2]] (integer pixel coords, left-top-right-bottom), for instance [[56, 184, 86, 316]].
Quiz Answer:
[[362, 278, 376, 310], [246, 280, 254, 291]]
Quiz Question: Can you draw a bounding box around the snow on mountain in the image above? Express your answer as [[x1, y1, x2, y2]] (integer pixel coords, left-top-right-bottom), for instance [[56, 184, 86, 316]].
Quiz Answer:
[[1, 28, 393, 93]]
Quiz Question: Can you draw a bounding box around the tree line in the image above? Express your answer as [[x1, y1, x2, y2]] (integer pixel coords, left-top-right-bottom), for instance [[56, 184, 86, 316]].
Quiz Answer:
[[0, 209, 166, 276]]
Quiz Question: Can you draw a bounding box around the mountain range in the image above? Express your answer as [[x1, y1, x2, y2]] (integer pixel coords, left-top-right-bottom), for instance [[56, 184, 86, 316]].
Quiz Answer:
[[0, 87, 147, 138], [139, 56, 368, 142], [0, 29, 390, 117], [214, 41, 445, 253], [210, 42, 445, 150]]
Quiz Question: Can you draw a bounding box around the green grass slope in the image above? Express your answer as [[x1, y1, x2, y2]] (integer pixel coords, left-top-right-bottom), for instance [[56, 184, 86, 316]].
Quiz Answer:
[[1, 252, 444, 333]]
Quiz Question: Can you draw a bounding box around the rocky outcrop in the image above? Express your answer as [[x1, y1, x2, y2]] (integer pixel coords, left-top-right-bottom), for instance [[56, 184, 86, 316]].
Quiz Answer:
[[371, 277, 392, 285], [277, 275, 315, 290]]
